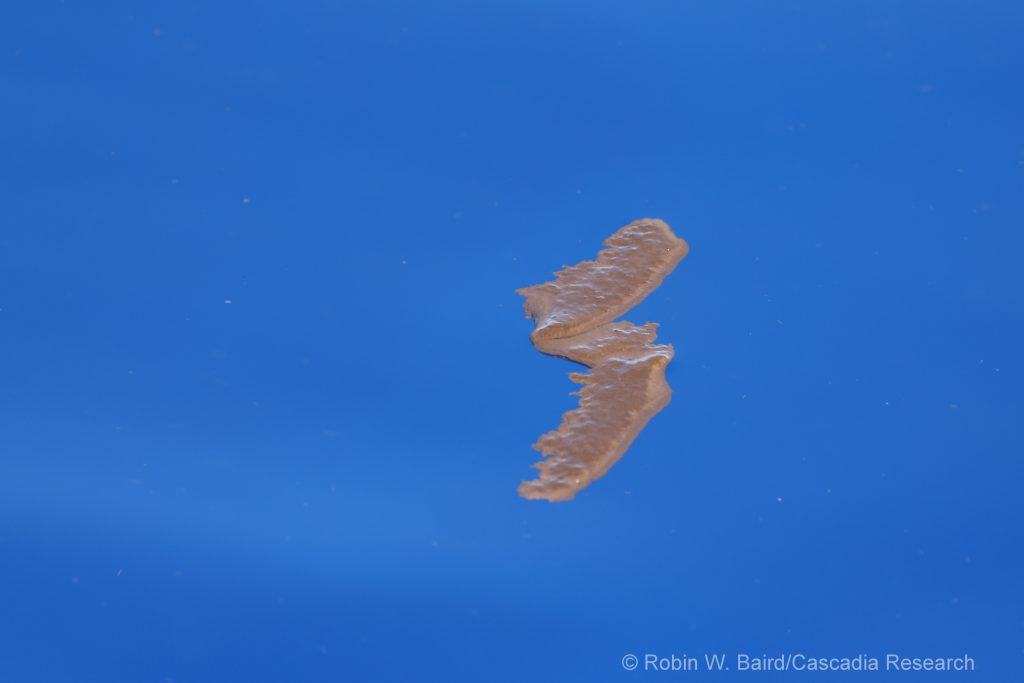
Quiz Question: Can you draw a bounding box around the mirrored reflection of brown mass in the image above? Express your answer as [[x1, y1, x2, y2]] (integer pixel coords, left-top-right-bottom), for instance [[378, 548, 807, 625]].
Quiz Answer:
[[517, 219, 688, 502]]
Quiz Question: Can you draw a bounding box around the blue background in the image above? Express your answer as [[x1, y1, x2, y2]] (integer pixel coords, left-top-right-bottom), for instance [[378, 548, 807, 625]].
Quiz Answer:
[[2, 1, 1022, 681]]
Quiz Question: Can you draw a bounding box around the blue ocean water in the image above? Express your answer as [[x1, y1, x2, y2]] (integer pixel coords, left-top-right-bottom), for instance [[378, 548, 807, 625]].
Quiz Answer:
[[2, 1, 1022, 681]]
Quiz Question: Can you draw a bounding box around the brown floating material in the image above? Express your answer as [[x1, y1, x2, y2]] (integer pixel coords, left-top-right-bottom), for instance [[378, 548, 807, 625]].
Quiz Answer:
[[517, 219, 688, 502]]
